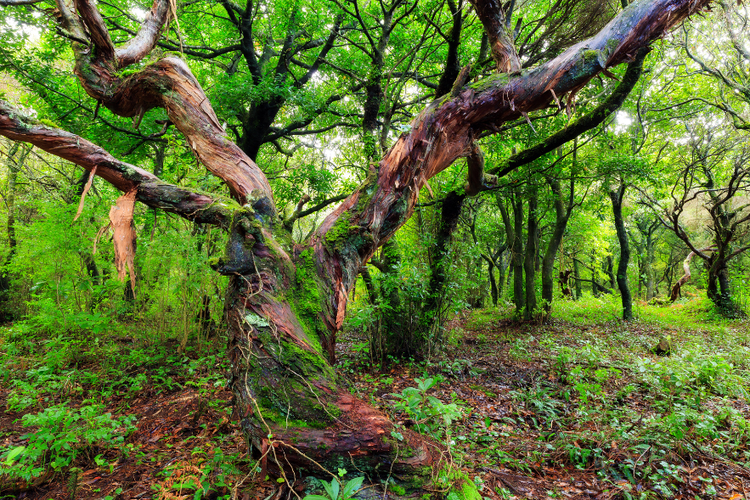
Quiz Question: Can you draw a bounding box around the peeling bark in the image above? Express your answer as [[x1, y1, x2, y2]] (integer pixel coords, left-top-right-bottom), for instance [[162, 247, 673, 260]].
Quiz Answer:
[[110, 190, 138, 292], [0, 0, 717, 478]]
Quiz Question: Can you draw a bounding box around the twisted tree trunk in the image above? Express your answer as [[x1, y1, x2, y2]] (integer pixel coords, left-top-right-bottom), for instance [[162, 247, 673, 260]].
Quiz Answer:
[[0, 0, 715, 478]]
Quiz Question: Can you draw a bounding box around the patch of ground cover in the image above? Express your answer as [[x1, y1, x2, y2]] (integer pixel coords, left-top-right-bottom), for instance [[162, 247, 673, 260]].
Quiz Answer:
[[336, 295, 750, 499], [0, 323, 270, 499], [5, 292, 750, 499]]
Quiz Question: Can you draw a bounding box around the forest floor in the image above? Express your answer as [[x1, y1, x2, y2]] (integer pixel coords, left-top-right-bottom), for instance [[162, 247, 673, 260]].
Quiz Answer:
[[1, 294, 750, 499]]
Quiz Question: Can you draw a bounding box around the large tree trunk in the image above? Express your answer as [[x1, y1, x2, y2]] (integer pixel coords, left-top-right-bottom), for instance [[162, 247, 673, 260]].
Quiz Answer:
[[0, 0, 716, 478]]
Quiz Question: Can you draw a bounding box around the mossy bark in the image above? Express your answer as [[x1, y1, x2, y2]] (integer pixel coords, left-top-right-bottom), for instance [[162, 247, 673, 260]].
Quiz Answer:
[[0, 0, 717, 480]]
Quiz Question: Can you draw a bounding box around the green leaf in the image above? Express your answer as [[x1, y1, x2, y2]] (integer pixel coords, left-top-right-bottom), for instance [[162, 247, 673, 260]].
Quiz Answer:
[[340, 476, 365, 499], [3, 445, 25, 465]]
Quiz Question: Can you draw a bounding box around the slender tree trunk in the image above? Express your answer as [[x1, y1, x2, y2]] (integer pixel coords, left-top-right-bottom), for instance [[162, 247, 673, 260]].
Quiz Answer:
[[524, 187, 538, 320], [573, 258, 582, 300], [610, 184, 632, 321], [487, 260, 498, 306], [0, 142, 22, 320], [541, 177, 573, 317], [645, 233, 656, 300], [510, 195, 525, 314], [604, 256, 616, 289], [497, 253, 508, 300]]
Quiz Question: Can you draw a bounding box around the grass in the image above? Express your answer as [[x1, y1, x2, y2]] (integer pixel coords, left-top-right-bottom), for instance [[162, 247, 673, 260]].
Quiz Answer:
[[3, 292, 750, 499]]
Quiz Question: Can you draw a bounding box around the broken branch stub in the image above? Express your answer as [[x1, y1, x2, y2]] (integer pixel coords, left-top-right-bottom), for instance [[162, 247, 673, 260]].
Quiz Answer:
[[109, 190, 138, 293]]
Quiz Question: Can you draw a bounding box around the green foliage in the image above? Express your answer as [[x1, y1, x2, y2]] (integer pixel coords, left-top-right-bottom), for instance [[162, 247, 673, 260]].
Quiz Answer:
[[304, 470, 365, 500], [391, 376, 463, 439], [0, 404, 136, 483]]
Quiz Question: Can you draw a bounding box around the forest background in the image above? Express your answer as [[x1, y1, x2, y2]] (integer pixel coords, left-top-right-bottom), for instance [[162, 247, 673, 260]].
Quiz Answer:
[[0, 0, 750, 498]]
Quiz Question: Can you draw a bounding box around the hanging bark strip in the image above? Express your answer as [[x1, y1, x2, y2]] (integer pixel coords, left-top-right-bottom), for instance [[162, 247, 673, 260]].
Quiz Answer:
[[110, 190, 138, 293], [73, 166, 97, 222]]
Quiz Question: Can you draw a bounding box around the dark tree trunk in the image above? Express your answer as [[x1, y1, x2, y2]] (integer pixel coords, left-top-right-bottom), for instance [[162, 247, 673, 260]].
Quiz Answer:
[[489, 262, 498, 306], [541, 177, 573, 317], [497, 252, 508, 300], [425, 191, 465, 317], [604, 255, 616, 289], [524, 186, 538, 320], [610, 184, 632, 321], [508, 195, 525, 314], [573, 257, 582, 299], [435, 0, 465, 98], [645, 234, 656, 300]]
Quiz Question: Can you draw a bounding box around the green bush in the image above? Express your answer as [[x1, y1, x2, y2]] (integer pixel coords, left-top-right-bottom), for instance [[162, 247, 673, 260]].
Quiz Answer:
[[391, 376, 463, 439], [0, 404, 136, 484]]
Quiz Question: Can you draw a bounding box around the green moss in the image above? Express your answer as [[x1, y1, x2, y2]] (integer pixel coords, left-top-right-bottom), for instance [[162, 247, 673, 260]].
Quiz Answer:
[[469, 72, 510, 93], [438, 469, 481, 500], [582, 48, 606, 69], [390, 485, 406, 496], [258, 405, 328, 430], [325, 404, 342, 419], [324, 212, 353, 250], [116, 67, 142, 79], [604, 37, 620, 58], [290, 247, 325, 354], [39, 118, 60, 129]]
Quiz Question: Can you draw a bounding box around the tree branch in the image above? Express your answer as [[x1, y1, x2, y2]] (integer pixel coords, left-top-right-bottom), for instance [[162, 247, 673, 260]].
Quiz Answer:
[[312, 0, 711, 336], [0, 100, 231, 227], [487, 48, 649, 178]]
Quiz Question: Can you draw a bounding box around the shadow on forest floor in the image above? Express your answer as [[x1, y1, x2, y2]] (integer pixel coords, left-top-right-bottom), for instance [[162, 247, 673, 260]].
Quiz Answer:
[[1, 294, 750, 499]]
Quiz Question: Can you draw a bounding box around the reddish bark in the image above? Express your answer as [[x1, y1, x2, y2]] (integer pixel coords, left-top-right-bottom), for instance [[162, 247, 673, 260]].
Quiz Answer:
[[0, 0, 717, 479], [469, 0, 521, 72]]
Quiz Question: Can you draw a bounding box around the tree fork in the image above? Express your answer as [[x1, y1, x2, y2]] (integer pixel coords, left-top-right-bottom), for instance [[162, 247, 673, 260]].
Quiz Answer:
[[0, 0, 718, 480]]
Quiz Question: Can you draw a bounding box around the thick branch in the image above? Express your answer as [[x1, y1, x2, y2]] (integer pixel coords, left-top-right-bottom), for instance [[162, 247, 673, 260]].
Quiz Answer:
[[115, 0, 171, 67], [0, 100, 230, 227], [74, 56, 273, 208], [488, 47, 648, 177], [75, 0, 116, 62], [469, 0, 521, 72], [312, 0, 711, 337], [283, 193, 349, 231], [55, 0, 272, 208], [670, 247, 715, 301]]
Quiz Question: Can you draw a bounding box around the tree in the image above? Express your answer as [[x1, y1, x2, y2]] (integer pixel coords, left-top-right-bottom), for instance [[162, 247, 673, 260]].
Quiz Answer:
[[645, 127, 750, 316], [0, 0, 715, 481]]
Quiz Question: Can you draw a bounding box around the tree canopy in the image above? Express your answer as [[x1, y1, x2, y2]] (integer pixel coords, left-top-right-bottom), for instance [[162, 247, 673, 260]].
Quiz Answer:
[[1, 0, 749, 496]]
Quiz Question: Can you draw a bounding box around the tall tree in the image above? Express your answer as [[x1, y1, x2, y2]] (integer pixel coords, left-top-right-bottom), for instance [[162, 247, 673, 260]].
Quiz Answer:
[[0, 0, 715, 479]]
